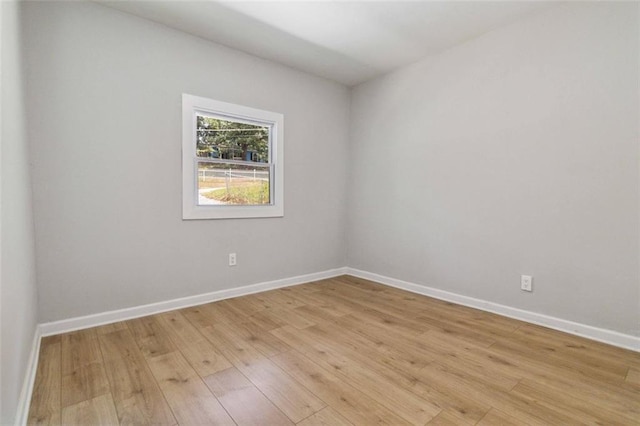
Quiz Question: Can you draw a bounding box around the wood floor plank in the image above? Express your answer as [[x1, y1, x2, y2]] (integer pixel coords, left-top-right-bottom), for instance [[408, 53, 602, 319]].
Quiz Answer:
[[417, 329, 522, 389], [222, 294, 269, 315], [232, 319, 292, 357], [419, 309, 517, 342], [320, 278, 424, 317], [271, 325, 441, 424], [434, 325, 633, 401], [203, 366, 294, 425], [60, 393, 119, 426], [146, 351, 235, 425], [240, 292, 283, 310], [27, 410, 61, 426], [486, 340, 640, 416], [475, 408, 523, 426], [426, 409, 477, 426], [158, 310, 232, 376], [421, 303, 523, 334], [333, 314, 518, 391], [414, 313, 497, 347], [157, 310, 209, 347], [216, 299, 255, 322], [98, 329, 176, 425], [477, 340, 640, 422], [259, 288, 307, 309], [310, 318, 433, 371], [183, 299, 251, 325], [180, 304, 220, 329], [271, 349, 415, 426], [291, 291, 354, 317], [305, 320, 503, 423], [41, 335, 61, 346], [281, 307, 494, 423], [344, 277, 520, 333], [60, 362, 110, 408], [279, 281, 323, 295], [93, 321, 128, 336], [200, 323, 326, 422], [60, 329, 102, 376], [180, 339, 234, 377], [27, 339, 62, 425], [334, 277, 518, 340], [325, 277, 460, 326], [126, 315, 177, 358], [251, 306, 316, 329], [418, 361, 579, 426], [626, 368, 640, 385], [293, 304, 344, 325], [59, 328, 110, 408], [244, 311, 283, 331], [492, 332, 630, 383], [297, 407, 353, 426], [317, 290, 431, 338], [516, 323, 640, 370], [511, 378, 639, 425]]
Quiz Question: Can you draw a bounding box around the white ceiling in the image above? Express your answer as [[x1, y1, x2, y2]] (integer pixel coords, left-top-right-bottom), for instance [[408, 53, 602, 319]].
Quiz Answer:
[[99, 1, 552, 86]]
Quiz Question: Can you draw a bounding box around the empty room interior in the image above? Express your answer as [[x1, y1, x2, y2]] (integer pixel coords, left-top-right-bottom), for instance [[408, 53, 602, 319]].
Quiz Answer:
[[1, 0, 639, 425]]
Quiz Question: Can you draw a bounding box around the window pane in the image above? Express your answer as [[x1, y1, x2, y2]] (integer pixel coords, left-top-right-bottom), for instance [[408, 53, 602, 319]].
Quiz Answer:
[[197, 162, 270, 206], [196, 115, 269, 163]]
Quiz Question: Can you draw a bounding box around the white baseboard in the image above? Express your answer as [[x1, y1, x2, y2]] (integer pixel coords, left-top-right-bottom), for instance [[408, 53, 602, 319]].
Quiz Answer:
[[346, 268, 640, 352], [15, 328, 41, 426], [37, 265, 640, 349], [39, 267, 348, 337]]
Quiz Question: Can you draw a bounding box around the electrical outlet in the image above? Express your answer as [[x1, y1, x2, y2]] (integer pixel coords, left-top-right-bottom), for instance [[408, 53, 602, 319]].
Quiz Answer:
[[521, 275, 532, 292], [229, 253, 237, 266]]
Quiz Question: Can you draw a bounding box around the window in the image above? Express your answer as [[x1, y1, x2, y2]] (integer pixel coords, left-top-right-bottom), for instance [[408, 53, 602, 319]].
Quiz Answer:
[[182, 94, 284, 219]]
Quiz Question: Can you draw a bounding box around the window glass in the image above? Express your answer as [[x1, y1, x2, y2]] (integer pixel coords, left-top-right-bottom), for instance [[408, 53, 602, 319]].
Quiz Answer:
[[182, 94, 283, 219]]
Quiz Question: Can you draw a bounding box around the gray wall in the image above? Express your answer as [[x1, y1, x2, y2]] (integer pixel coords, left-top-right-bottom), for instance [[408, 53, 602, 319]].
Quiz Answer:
[[24, 1, 350, 322], [1, 1, 39, 423], [348, 2, 640, 336], [19, 1, 640, 335]]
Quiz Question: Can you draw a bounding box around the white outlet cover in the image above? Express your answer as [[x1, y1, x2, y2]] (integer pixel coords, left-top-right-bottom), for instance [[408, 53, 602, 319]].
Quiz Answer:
[[521, 275, 533, 292]]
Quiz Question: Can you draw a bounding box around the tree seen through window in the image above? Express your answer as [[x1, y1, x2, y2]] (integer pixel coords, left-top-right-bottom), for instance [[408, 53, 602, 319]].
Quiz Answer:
[[196, 115, 268, 162]]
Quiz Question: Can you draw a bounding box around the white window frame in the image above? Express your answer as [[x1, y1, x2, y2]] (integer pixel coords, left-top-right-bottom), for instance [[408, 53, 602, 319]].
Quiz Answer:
[[182, 94, 284, 219]]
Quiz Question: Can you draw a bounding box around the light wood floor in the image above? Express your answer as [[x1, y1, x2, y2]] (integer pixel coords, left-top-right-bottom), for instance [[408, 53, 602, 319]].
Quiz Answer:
[[28, 275, 640, 425]]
